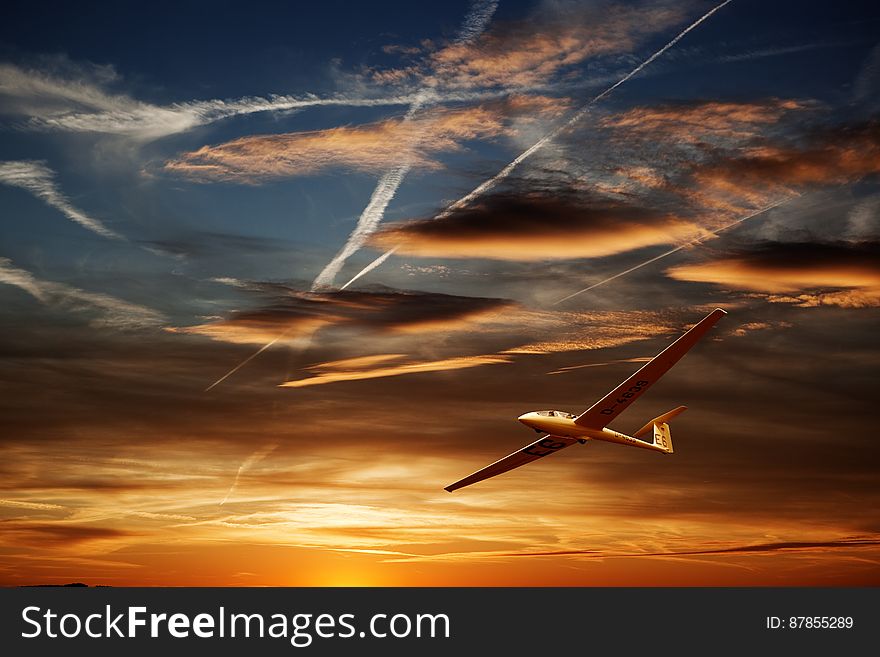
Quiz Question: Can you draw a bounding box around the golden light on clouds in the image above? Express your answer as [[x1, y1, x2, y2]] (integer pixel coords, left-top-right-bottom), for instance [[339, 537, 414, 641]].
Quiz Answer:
[[3, 0, 880, 593], [602, 99, 805, 143], [666, 246, 880, 307], [168, 315, 330, 345], [668, 260, 880, 293], [164, 97, 566, 183], [371, 209, 705, 261], [378, 2, 687, 90], [280, 354, 511, 388], [3, 433, 879, 586], [691, 123, 880, 201]]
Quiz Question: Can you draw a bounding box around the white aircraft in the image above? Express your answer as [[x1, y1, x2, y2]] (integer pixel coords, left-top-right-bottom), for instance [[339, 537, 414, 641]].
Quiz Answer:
[[445, 308, 726, 492]]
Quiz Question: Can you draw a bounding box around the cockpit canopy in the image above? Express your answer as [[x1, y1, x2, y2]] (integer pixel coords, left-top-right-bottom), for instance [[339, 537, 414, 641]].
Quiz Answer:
[[535, 410, 576, 419]]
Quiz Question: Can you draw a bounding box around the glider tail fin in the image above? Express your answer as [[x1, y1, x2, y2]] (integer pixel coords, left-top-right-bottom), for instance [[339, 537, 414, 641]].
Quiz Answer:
[[632, 405, 685, 454], [652, 422, 673, 454]]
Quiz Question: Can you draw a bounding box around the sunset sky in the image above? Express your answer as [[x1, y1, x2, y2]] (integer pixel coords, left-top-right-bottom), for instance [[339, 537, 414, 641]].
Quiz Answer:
[[1, 0, 879, 586]]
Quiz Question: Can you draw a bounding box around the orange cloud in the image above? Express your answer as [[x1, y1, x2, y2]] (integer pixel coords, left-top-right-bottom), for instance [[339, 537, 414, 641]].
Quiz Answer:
[[164, 97, 566, 183], [595, 100, 809, 214], [280, 354, 511, 388], [764, 290, 880, 308], [169, 314, 330, 346], [666, 242, 880, 307], [602, 99, 804, 144], [168, 289, 516, 346], [377, 2, 687, 90], [370, 193, 706, 261], [689, 122, 880, 212], [591, 103, 880, 224], [389, 301, 511, 334], [276, 308, 674, 388], [499, 308, 674, 354]]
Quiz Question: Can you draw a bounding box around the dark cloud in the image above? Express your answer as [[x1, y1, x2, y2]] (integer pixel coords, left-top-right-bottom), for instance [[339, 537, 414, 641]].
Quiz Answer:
[[666, 240, 880, 307], [688, 120, 880, 211], [370, 191, 703, 261], [502, 537, 880, 558], [1, 521, 136, 547], [366, 115, 880, 267], [172, 286, 516, 345]]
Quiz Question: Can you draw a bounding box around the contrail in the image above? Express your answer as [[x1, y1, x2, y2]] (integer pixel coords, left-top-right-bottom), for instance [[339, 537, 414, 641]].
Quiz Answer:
[[0, 160, 124, 240], [546, 357, 651, 376], [553, 196, 795, 305], [211, 3, 500, 388], [204, 333, 288, 391], [341, 246, 397, 290], [204, 328, 318, 392], [454, 0, 500, 44], [219, 443, 278, 505], [311, 0, 499, 290], [342, 0, 735, 287], [310, 102, 424, 290]]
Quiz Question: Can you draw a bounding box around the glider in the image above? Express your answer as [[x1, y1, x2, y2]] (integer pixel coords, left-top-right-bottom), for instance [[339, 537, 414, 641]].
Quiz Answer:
[[445, 308, 726, 492]]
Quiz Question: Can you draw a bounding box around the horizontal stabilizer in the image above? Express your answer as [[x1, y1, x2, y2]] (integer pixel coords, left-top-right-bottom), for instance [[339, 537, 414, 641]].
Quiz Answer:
[[633, 406, 687, 438], [445, 435, 579, 492]]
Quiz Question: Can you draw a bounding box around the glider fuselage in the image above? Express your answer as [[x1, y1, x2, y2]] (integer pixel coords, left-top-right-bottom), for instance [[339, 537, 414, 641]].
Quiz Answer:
[[518, 411, 664, 451]]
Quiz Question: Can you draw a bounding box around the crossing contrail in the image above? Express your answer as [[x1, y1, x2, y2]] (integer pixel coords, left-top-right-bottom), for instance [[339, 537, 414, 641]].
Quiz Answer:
[[311, 0, 499, 290], [340, 246, 398, 290], [309, 100, 425, 290], [207, 3, 501, 389], [552, 196, 795, 305], [340, 0, 735, 289]]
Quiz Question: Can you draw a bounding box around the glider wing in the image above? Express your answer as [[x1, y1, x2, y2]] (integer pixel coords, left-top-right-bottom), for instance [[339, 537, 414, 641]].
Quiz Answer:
[[445, 435, 579, 492], [574, 308, 726, 430]]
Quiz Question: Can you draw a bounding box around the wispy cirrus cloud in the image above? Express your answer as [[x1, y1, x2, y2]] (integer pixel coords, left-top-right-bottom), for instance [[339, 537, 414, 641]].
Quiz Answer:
[[372, 0, 690, 91], [169, 282, 675, 392], [394, 536, 880, 562], [688, 121, 880, 212], [1, 522, 137, 548], [0, 60, 417, 142], [0, 160, 123, 239], [0, 257, 165, 329], [600, 99, 805, 145], [546, 357, 652, 376], [163, 96, 567, 183], [589, 99, 807, 204], [280, 353, 511, 388]]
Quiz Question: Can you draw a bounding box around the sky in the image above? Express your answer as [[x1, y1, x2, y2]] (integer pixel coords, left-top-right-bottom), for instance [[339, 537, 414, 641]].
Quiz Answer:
[[1, 0, 879, 586]]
